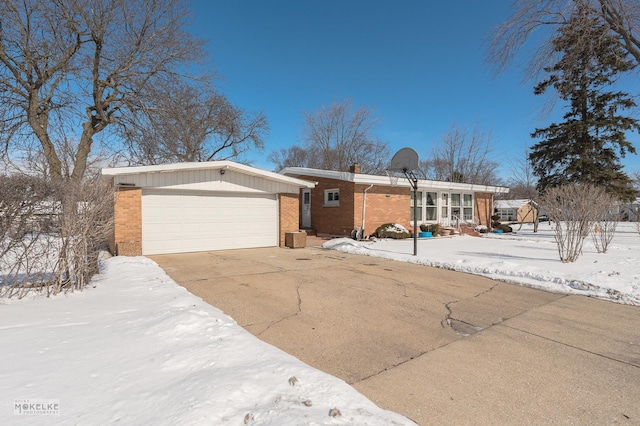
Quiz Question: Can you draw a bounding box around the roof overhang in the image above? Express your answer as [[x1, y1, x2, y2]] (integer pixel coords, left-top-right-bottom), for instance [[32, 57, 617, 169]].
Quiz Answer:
[[102, 161, 316, 189], [280, 167, 509, 194]]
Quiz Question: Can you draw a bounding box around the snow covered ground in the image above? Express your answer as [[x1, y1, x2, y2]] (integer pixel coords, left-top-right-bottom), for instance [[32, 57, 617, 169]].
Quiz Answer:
[[324, 222, 640, 306], [2, 222, 638, 425], [0, 256, 414, 425]]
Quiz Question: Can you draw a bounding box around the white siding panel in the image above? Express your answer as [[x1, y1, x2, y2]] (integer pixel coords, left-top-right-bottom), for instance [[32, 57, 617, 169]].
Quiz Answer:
[[142, 189, 278, 255], [114, 169, 300, 194]]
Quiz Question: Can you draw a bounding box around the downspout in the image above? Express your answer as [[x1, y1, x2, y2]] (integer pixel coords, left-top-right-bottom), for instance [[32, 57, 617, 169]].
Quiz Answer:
[[362, 184, 374, 236]]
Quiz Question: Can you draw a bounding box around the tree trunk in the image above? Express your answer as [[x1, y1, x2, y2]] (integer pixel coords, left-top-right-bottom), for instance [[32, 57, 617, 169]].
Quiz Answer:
[[71, 120, 96, 183]]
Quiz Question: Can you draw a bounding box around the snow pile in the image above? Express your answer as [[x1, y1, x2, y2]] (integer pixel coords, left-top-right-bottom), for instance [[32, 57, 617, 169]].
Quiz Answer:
[[324, 222, 640, 305], [0, 256, 414, 425]]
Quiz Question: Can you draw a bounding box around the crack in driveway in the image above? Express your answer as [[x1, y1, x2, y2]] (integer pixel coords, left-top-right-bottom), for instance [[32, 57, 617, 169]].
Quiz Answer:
[[441, 282, 501, 335], [252, 284, 303, 337]]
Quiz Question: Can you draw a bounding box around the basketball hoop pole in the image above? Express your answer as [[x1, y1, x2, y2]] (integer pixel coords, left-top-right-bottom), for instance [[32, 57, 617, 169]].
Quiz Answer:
[[388, 147, 420, 256], [403, 169, 419, 256]]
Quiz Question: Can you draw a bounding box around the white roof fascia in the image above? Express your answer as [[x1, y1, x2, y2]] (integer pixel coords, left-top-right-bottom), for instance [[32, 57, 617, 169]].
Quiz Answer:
[[102, 161, 315, 188], [280, 167, 509, 194]]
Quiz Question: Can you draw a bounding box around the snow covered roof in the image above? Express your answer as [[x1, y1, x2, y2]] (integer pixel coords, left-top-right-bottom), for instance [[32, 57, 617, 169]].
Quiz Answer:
[[101, 161, 315, 189], [280, 167, 509, 194], [494, 199, 532, 209]]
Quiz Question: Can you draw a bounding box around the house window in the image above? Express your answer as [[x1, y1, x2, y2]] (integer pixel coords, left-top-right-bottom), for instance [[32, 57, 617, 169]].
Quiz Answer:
[[425, 192, 437, 220], [411, 191, 440, 222], [411, 191, 473, 223], [497, 209, 514, 221], [441, 193, 449, 218], [324, 189, 340, 206], [463, 194, 473, 221]]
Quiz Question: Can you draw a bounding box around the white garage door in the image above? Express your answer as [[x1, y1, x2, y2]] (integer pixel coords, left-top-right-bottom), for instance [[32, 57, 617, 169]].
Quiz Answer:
[[142, 189, 278, 255]]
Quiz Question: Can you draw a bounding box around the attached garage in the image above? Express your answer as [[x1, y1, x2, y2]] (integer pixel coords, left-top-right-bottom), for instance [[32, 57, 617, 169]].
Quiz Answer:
[[101, 161, 315, 256], [142, 189, 279, 255]]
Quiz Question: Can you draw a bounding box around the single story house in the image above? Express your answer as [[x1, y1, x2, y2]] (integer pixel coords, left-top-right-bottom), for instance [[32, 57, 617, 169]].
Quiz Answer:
[[101, 161, 315, 256], [280, 164, 509, 237], [494, 199, 538, 223]]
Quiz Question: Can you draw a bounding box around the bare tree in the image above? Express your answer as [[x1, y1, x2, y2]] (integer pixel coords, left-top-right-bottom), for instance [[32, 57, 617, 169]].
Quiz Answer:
[[268, 145, 309, 171], [284, 98, 390, 174], [123, 81, 268, 164], [540, 183, 609, 262], [632, 170, 640, 191], [419, 122, 501, 185], [488, 0, 640, 81], [506, 146, 538, 198], [504, 145, 543, 231], [0, 0, 204, 182]]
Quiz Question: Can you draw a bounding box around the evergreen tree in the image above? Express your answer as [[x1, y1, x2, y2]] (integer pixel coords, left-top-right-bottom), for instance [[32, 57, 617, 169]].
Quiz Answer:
[[529, 3, 639, 201]]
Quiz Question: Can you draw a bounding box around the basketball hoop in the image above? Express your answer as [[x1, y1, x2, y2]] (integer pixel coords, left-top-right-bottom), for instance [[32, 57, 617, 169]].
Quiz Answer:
[[388, 147, 420, 256], [385, 170, 399, 186]]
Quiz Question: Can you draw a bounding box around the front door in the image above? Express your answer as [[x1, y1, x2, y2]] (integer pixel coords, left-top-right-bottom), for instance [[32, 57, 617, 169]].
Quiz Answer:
[[302, 189, 311, 228]]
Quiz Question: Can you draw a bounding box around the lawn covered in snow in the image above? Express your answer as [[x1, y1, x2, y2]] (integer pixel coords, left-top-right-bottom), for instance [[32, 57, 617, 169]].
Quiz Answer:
[[0, 256, 414, 425], [323, 222, 640, 306]]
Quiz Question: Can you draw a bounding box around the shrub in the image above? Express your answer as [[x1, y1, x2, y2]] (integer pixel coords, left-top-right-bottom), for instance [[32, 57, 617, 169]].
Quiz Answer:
[[375, 223, 410, 239], [476, 225, 489, 234], [419, 223, 440, 235], [590, 193, 621, 254], [0, 175, 113, 298], [494, 224, 513, 233], [490, 213, 511, 233], [541, 183, 609, 263]]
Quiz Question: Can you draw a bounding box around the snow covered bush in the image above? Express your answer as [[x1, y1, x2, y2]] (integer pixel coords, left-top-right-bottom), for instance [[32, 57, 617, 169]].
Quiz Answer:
[[0, 175, 61, 297], [541, 184, 609, 263], [0, 175, 113, 298], [374, 223, 410, 239]]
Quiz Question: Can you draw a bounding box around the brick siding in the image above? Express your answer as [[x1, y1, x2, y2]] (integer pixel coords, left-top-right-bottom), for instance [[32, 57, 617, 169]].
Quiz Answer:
[[113, 186, 143, 256], [279, 193, 300, 247], [293, 176, 357, 236], [474, 192, 493, 228], [291, 175, 412, 237], [354, 185, 411, 237]]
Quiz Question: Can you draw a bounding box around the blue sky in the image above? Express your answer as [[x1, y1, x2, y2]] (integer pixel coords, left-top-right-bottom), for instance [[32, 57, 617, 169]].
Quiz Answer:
[[189, 0, 640, 178]]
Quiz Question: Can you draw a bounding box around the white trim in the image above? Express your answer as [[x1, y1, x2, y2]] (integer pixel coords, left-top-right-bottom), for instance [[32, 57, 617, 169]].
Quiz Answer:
[[103, 161, 315, 189], [280, 166, 508, 194]]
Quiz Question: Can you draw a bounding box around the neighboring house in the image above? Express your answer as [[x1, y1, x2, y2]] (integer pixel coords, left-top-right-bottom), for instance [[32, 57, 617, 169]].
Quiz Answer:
[[280, 164, 509, 237], [617, 197, 640, 221], [101, 161, 315, 256], [494, 199, 537, 223]]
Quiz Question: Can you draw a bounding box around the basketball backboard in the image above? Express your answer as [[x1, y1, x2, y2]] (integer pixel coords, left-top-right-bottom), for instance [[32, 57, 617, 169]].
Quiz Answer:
[[388, 147, 419, 172]]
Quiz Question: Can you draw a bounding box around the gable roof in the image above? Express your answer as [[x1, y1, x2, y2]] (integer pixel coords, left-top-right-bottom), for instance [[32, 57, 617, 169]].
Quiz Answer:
[[280, 167, 509, 194], [102, 161, 315, 189]]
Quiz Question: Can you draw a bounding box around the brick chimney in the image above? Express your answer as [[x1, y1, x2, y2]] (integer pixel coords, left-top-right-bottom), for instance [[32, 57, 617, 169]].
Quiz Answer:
[[349, 164, 361, 174]]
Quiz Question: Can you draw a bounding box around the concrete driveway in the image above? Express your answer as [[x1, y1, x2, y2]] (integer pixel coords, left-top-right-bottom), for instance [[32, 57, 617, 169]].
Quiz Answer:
[[151, 245, 640, 425]]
